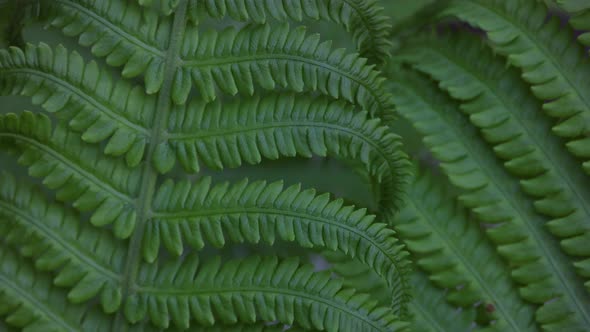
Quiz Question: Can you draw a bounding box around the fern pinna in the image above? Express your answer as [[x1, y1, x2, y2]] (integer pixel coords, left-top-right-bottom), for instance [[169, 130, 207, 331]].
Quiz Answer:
[[2, 0, 590, 331]]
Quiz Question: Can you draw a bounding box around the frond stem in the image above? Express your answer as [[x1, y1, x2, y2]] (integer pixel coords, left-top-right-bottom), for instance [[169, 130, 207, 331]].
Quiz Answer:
[[113, 0, 188, 330]]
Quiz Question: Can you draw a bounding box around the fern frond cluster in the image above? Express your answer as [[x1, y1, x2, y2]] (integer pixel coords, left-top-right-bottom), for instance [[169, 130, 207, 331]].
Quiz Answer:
[[1, 0, 590, 331]]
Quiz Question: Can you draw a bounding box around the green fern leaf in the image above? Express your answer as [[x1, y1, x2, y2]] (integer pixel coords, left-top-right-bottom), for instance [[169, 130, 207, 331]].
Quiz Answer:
[[388, 68, 590, 331], [0, 43, 154, 166], [0, 0, 412, 330], [395, 31, 590, 290], [134, 0, 392, 64], [0, 112, 140, 238], [167, 93, 409, 213], [0, 246, 117, 331], [0, 172, 124, 312], [328, 253, 478, 331], [188, 0, 392, 64], [556, 0, 590, 53], [409, 271, 475, 332], [441, 0, 590, 174], [150, 176, 412, 317], [129, 255, 409, 331], [187, 324, 306, 332], [43, 0, 172, 94], [179, 23, 394, 116], [42, 0, 395, 111], [394, 167, 538, 331]]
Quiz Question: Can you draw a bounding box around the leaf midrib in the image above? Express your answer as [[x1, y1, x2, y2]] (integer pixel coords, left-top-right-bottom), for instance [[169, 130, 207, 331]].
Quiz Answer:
[[134, 285, 388, 331], [2, 69, 150, 135], [152, 206, 402, 281], [181, 54, 386, 113], [113, 0, 189, 331], [168, 121, 395, 190]]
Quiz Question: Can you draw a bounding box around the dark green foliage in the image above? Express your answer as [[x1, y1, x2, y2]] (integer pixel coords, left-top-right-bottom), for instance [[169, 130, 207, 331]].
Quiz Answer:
[[1, 0, 590, 331]]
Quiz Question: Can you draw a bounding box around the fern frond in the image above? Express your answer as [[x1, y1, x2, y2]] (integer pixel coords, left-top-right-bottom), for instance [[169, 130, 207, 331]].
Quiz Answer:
[[187, 323, 304, 332], [43, 0, 395, 112], [149, 177, 412, 317], [329, 255, 477, 331], [43, 0, 172, 93], [556, 0, 590, 53], [128, 255, 408, 331], [388, 68, 590, 331], [441, 0, 590, 174], [0, 43, 154, 166], [396, 32, 590, 289], [328, 256, 391, 306], [394, 168, 538, 331], [166, 93, 410, 213], [0, 246, 118, 331], [135, 0, 180, 15], [0, 172, 125, 313], [179, 23, 394, 116], [409, 271, 476, 332], [190, 0, 392, 64], [0, 112, 140, 238], [134, 0, 392, 64]]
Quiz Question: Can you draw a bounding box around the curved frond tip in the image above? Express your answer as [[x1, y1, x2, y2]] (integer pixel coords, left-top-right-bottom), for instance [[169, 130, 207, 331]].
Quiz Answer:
[[165, 93, 410, 213]]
